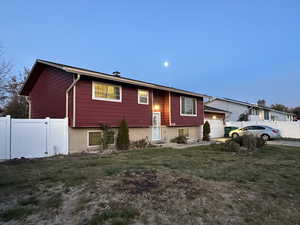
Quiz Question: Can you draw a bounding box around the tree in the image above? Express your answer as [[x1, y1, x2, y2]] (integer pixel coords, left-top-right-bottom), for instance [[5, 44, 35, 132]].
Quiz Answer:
[[271, 104, 289, 112], [292, 107, 300, 119], [203, 121, 211, 141], [116, 119, 130, 150], [257, 99, 266, 106], [0, 46, 12, 109], [3, 68, 29, 118], [238, 113, 249, 121]]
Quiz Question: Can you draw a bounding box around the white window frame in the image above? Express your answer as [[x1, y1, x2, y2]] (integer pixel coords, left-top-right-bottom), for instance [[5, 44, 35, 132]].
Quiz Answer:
[[92, 81, 122, 102], [180, 96, 197, 117], [178, 128, 190, 138], [87, 130, 102, 147], [138, 89, 149, 105]]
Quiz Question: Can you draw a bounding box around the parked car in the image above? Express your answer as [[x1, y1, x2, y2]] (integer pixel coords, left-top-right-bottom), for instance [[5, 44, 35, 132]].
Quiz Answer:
[[229, 125, 281, 141]]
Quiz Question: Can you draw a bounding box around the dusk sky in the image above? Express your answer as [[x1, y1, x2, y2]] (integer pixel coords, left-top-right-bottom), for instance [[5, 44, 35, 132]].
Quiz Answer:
[[1, 0, 299, 107]]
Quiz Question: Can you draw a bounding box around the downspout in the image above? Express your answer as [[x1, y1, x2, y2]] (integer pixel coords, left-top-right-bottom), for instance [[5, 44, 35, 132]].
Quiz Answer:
[[25, 96, 31, 118], [65, 74, 81, 122]]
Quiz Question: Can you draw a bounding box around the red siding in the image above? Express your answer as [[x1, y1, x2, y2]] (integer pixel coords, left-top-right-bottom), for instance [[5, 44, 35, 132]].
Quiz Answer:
[[75, 78, 152, 127], [29, 67, 73, 118], [170, 93, 204, 126], [152, 90, 169, 126]]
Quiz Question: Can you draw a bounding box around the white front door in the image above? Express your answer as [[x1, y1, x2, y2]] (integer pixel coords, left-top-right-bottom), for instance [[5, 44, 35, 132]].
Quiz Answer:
[[152, 112, 161, 141]]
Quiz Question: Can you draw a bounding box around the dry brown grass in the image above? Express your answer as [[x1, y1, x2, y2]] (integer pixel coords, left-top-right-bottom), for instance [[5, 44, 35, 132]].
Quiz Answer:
[[0, 145, 300, 225]]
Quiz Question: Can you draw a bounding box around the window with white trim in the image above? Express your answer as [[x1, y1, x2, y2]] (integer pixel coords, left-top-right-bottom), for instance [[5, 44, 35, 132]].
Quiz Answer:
[[138, 89, 149, 104], [178, 128, 189, 137], [88, 130, 115, 147], [180, 96, 197, 116], [92, 82, 121, 102], [88, 131, 102, 147]]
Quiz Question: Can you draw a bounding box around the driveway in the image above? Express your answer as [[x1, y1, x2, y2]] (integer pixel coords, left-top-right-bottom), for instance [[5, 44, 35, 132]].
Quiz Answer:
[[213, 138, 300, 147], [268, 140, 300, 147]]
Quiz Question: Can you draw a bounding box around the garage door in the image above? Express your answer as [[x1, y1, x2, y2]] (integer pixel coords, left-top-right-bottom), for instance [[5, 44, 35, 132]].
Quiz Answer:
[[205, 119, 224, 138]]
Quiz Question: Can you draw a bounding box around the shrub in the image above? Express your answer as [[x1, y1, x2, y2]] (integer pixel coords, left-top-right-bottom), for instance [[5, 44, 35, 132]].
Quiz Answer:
[[131, 138, 149, 149], [223, 140, 240, 152], [203, 121, 211, 141], [116, 119, 130, 150], [256, 137, 266, 148], [99, 124, 114, 149], [170, 135, 187, 144], [238, 113, 249, 121]]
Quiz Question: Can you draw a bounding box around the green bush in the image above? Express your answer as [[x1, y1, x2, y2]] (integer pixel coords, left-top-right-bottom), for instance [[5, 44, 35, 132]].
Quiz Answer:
[[203, 121, 211, 141], [170, 135, 187, 144], [116, 119, 130, 150]]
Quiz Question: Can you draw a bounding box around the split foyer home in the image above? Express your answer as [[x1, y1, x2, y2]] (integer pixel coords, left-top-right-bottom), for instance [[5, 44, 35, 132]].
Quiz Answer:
[[20, 60, 207, 152], [206, 97, 296, 122]]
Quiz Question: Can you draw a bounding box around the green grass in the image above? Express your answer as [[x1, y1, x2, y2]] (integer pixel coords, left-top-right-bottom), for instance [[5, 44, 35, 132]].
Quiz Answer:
[[0, 207, 33, 222], [0, 145, 300, 224]]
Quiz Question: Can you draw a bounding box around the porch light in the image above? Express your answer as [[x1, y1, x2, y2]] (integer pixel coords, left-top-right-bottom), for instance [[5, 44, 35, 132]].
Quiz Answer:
[[212, 115, 217, 119], [153, 105, 160, 111]]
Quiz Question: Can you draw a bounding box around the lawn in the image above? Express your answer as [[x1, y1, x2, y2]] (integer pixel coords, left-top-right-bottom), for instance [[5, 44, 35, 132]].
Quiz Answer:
[[0, 145, 300, 225]]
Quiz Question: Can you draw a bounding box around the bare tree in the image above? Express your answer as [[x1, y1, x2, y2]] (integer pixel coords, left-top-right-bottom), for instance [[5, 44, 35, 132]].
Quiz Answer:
[[257, 99, 266, 106], [3, 68, 29, 118], [0, 46, 12, 108]]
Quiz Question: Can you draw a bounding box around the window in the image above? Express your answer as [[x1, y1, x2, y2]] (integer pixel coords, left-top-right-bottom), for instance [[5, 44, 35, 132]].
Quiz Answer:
[[178, 128, 189, 137], [88, 131, 115, 147], [264, 110, 270, 120], [138, 89, 149, 104], [92, 82, 121, 102], [180, 96, 197, 116], [88, 131, 102, 147]]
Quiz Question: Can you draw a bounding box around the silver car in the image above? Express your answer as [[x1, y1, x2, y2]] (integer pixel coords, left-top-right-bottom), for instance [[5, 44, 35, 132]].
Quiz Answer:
[[229, 125, 281, 141]]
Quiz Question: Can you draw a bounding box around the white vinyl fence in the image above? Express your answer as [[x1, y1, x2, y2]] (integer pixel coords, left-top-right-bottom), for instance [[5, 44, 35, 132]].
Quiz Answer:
[[0, 116, 68, 160], [205, 119, 225, 138], [226, 120, 300, 139]]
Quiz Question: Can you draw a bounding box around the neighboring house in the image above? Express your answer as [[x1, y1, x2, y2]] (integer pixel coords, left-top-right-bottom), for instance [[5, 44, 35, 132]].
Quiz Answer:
[[206, 97, 295, 122], [20, 59, 207, 152]]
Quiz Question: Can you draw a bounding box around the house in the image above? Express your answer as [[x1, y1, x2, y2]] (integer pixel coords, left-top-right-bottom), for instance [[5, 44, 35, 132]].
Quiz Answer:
[[20, 59, 207, 152], [206, 97, 295, 122]]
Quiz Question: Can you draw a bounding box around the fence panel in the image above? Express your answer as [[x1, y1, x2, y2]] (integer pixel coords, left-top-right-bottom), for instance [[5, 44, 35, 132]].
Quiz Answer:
[[0, 116, 11, 160], [11, 119, 48, 159], [0, 117, 68, 160]]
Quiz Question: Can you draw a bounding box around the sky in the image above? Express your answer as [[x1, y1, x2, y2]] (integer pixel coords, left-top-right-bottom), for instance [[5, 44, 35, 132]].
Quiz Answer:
[[0, 0, 299, 107]]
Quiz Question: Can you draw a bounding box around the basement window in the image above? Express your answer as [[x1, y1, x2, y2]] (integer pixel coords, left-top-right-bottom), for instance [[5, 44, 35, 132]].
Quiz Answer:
[[178, 128, 189, 138], [88, 131, 102, 147], [88, 131, 115, 147], [92, 81, 122, 102], [138, 89, 149, 105]]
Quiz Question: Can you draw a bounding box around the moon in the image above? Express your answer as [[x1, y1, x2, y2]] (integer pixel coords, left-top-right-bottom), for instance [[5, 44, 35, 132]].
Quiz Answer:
[[163, 61, 170, 68]]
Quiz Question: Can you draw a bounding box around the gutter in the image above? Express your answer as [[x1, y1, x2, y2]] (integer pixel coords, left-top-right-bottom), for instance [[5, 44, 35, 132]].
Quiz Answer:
[[65, 74, 81, 125], [25, 96, 31, 118]]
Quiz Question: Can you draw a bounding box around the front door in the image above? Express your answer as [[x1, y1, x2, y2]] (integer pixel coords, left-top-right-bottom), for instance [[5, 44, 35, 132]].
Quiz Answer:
[[152, 112, 161, 141]]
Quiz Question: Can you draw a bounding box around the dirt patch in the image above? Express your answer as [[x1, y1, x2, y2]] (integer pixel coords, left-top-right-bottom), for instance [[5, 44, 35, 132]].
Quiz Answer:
[[114, 170, 159, 194]]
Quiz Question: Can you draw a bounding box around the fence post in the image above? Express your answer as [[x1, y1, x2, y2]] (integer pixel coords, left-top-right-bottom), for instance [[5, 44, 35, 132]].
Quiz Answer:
[[45, 117, 50, 155], [65, 117, 69, 155]]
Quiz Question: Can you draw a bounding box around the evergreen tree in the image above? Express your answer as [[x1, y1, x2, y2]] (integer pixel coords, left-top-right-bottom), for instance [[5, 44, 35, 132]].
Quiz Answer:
[[116, 119, 130, 150]]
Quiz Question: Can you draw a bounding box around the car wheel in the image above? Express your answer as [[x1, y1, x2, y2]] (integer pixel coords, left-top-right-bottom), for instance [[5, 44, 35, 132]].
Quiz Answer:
[[261, 134, 270, 141], [232, 133, 239, 139]]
